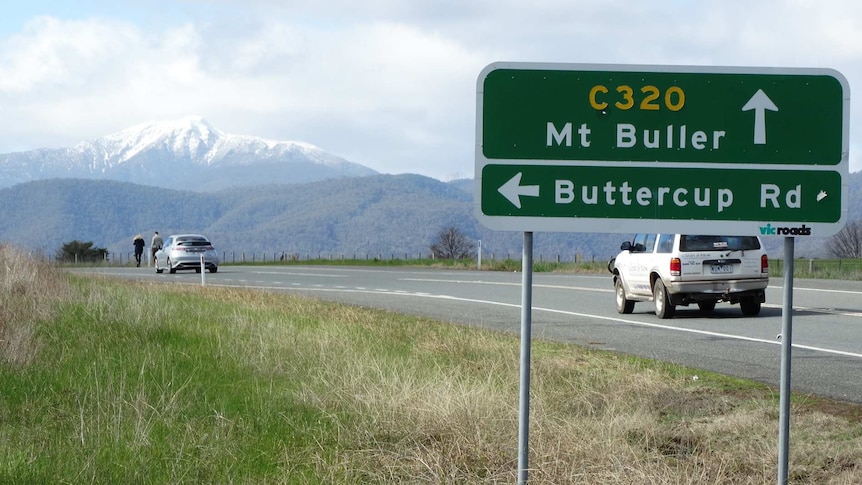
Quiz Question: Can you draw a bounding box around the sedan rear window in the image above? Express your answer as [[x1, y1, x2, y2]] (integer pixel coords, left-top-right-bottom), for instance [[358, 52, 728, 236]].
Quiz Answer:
[[176, 238, 211, 247], [679, 235, 761, 252]]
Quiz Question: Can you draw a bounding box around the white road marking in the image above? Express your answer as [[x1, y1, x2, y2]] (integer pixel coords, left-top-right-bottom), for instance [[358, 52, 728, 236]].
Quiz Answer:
[[253, 271, 347, 277], [401, 277, 612, 293]]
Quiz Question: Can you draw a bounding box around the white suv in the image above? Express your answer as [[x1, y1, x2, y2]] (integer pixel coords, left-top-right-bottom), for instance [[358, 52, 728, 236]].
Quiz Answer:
[[609, 234, 769, 319]]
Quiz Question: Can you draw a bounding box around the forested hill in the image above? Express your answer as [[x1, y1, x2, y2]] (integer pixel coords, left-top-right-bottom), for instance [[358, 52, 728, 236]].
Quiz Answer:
[[2, 170, 860, 261], [0, 175, 618, 261]]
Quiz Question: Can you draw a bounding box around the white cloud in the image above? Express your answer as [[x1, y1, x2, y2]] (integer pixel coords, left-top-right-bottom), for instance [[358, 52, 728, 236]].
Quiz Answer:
[[0, 1, 860, 178]]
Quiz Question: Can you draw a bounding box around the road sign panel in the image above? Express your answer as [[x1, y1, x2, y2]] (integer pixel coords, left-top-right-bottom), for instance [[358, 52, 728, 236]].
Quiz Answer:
[[480, 164, 841, 234], [475, 62, 849, 237], [481, 66, 845, 165]]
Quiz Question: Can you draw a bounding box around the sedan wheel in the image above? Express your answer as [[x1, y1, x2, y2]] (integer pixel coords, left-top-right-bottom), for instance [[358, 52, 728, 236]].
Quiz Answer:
[[653, 280, 675, 319], [168, 258, 177, 274]]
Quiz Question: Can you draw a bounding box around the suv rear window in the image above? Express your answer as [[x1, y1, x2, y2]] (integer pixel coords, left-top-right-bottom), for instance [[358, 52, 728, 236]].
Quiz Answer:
[[679, 235, 761, 252]]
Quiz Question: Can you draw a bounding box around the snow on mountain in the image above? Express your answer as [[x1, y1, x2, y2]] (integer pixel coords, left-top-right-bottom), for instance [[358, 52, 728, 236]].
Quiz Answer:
[[0, 116, 377, 191], [93, 116, 222, 165]]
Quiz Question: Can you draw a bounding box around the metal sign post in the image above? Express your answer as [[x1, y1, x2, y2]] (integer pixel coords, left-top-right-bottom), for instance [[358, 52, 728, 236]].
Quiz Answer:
[[778, 237, 795, 483], [517, 232, 533, 484]]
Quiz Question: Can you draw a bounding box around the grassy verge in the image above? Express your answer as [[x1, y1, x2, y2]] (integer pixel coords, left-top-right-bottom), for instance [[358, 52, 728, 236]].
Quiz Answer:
[[87, 253, 862, 279], [770, 258, 862, 280], [3, 245, 862, 483], [220, 255, 862, 279], [229, 257, 609, 274]]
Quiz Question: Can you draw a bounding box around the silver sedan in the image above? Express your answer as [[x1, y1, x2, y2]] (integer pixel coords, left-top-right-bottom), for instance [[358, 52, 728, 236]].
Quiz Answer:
[[154, 234, 219, 274]]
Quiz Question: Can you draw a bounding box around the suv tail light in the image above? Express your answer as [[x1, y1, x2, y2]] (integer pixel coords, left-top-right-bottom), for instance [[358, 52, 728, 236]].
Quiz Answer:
[[761, 254, 769, 274], [670, 257, 681, 276]]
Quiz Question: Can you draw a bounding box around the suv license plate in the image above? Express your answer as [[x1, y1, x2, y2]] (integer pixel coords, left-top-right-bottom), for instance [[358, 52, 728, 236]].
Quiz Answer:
[[710, 264, 733, 274]]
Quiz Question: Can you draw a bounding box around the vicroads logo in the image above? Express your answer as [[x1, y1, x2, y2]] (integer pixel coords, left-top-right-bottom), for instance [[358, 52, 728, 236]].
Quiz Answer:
[[759, 223, 812, 236]]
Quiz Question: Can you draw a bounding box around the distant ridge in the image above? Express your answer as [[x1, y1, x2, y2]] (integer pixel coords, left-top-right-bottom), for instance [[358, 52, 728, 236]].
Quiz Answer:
[[0, 116, 377, 191], [0, 175, 625, 262], [2, 171, 852, 263]]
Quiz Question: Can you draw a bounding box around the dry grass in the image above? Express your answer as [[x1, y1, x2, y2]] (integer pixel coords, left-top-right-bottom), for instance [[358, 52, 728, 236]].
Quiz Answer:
[[2, 249, 862, 483], [188, 287, 862, 483], [0, 244, 72, 366]]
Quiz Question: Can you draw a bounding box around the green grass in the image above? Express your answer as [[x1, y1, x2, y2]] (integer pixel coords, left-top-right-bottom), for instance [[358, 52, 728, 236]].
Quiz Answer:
[[3, 245, 862, 483], [220, 254, 862, 279], [770, 258, 862, 280], [228, 256, 609, 274], [90, 251, 862, 279]]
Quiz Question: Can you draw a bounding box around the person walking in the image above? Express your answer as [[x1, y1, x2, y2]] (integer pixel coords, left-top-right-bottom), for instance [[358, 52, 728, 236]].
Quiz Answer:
[[133, 234, 145, 267], [151, 231, 163, 264]]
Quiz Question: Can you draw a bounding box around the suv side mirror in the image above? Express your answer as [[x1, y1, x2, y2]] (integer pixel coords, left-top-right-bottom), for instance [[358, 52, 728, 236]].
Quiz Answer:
[[620, 241, 632, 251]]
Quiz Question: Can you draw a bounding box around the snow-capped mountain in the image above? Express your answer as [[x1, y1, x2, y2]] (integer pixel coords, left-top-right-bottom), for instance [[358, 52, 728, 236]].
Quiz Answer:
[[0, 116, 377, 191]]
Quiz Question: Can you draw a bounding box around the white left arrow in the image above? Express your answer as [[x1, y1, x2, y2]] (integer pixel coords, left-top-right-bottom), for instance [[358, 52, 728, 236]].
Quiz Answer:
[[741, 89, 778, 145], [498, 172, 540, 209]]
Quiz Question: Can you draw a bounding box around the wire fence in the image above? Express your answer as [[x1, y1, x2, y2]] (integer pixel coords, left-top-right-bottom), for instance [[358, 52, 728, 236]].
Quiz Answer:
[[770, 258, 862, 278], [52, 251, 862, 279], [99, 250, 607, 266]]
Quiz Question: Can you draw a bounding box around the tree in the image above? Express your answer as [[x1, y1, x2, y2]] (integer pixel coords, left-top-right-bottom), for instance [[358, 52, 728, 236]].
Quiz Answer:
[[56, 240, 109, 263], [827, 221, 862, 258], [429, 226, 475, 259]]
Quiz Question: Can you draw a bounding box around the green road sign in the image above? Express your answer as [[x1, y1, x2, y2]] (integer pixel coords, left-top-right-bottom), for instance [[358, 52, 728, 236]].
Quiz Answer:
[[481, 164, 841, 235], [474, 62, 849, 236], [481, 66, 845, 165]]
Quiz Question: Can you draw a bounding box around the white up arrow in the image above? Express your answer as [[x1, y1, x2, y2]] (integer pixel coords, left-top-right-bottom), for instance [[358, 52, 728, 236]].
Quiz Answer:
[[741, 89, 778, 145], [498, 172, 539, 209]]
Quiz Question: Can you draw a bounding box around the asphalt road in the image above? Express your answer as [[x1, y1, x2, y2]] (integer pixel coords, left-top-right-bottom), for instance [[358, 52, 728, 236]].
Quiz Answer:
[[77, 264, 862, 404]]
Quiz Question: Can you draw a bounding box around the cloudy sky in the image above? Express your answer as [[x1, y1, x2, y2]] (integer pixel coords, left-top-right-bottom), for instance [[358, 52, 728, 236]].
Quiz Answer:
[[0, 0, 860, 180]]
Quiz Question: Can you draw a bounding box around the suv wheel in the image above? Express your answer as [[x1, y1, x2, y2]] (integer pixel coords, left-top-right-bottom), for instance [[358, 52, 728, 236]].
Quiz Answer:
[[653, 280, 675, 319], [615, 278, 634, 314], [697, 301, 716, 313], [740, 297, 762, 316]]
